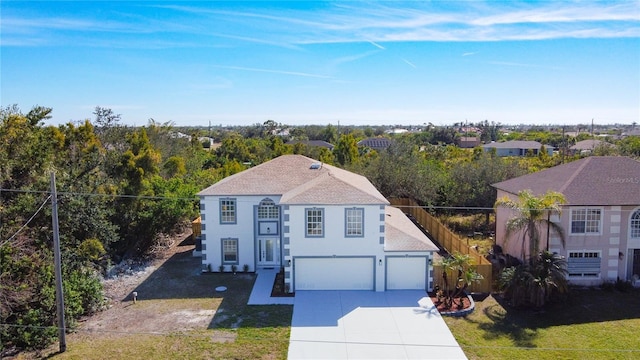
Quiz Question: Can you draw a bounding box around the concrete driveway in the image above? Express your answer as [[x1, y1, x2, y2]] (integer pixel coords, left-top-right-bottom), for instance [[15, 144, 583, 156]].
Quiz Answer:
[[288, 290, 467, 359]]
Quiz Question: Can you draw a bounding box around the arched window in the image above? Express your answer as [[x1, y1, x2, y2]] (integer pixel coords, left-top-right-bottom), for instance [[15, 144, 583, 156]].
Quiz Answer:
[[631, 209, 640, 239], [258, 198, 279, 219]]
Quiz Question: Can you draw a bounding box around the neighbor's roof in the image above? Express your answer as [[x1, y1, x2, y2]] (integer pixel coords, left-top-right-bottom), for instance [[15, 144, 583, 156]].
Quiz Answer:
[[492, 156, 640, 206], [570, 139, 611, 151], [482, 140, 545, 149], [384, 206, 439, 252], [357, 137, 394, 150], [287, 140, 335, 150], [198, 155, 389, 205]]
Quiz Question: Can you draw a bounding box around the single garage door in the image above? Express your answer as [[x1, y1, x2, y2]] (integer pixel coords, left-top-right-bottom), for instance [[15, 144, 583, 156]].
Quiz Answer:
[[295, 257, 374, 290], [386, 257, 427, 290]]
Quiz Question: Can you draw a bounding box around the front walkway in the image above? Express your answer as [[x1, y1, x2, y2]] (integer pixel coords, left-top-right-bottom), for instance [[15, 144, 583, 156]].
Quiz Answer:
[[247, 268, 294, 305]]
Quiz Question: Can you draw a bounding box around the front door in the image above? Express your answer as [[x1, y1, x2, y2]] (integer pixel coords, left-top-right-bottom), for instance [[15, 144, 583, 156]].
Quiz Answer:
[[258, 238, 278, 267], [633, 249, 640, 276]]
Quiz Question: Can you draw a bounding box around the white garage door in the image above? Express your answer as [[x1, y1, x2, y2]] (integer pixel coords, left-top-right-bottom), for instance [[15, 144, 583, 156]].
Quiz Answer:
[[386, 257, 427, 290], [295, 257, 374, 290]]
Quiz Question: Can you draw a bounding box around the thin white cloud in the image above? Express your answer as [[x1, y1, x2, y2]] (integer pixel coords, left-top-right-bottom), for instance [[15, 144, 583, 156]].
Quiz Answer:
[[401, 58, 417, 68], [3, 1, 639, 49], [213, 65, 332, 79], [331, 50, 381, 67], [368, 40, 386, 49], [489, 61, 562, 70], [462, 52, 477, 57]]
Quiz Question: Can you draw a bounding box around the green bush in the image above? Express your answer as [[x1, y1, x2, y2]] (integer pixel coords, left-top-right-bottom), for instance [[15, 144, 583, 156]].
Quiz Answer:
[[499, 251, 569, 308]]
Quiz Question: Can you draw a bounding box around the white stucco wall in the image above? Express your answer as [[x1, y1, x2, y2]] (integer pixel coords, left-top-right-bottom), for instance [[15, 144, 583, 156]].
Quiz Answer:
[[284, 204, 387, 291], [200, 195, 282, 272]]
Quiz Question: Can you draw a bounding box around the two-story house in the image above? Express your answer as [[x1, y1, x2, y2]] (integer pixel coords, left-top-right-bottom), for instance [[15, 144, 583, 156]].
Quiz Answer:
[[197, 155, 438, 292], [493, 156, 640, 286]]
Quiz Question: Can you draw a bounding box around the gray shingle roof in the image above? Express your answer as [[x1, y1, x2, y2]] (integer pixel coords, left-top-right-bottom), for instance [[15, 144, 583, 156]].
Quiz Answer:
[[287, 140, 335, 150], [357, 137, 394, 150], [482, 140, 546, 149], [570, 139, 611, 151], [384, 206, 439, 252], [197, 155, 389, 205], [492, 156, 640, 206]]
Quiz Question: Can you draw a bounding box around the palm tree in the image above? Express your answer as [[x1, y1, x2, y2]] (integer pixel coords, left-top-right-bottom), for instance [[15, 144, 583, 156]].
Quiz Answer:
[[495, 190, 566, 264], [498, 250, 568, 308], [436, 253, 483, 310]]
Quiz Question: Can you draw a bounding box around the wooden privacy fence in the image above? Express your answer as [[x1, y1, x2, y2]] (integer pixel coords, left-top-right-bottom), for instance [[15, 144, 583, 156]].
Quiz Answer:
[[389, 198, 493, 293], [192, 216, 202, 238]]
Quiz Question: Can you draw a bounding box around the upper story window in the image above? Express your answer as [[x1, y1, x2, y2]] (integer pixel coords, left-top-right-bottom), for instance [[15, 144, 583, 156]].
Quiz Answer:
[[345, 208, 364, 237], [258, 198, 279, 219], [306, 208, 324, 237], [631, 209, 640, 238], [220, 198, 237, 224], [570, 208, 601, 234]]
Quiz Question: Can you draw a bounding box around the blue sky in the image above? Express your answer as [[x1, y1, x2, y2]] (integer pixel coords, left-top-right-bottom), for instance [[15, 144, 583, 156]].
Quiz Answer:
[[2, 1, 639, 127]]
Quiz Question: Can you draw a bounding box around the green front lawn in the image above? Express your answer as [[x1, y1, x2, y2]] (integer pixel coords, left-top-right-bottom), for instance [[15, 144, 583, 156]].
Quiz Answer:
[[446, 289, 640, 359]]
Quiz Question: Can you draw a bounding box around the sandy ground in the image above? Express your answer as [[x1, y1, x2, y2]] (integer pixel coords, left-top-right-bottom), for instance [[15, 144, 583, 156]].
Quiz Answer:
[[76, 228, 222, 334]]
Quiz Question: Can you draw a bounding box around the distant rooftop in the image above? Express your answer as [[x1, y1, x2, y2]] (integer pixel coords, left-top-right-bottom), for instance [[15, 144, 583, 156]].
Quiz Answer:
[[287, 140, 335, 150], [482, 140, 547, 149], [358, 137, 394, 150]]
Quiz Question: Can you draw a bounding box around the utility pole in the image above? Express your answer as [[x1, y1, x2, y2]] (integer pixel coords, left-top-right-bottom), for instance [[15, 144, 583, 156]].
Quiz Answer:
[[50, 172, 66, 352], [562, 126, 565, 164]]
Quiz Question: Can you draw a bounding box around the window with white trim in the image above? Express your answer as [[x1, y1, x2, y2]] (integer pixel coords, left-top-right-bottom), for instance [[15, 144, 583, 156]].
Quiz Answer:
[[567, 251, 601, 277], [222, 238, 238, 264], [570, 208, 601, 234], [220, 198, 236, 224], [631, 209, 640, 238], [345, 208, 364, 237], [306, 208, 324, 237]]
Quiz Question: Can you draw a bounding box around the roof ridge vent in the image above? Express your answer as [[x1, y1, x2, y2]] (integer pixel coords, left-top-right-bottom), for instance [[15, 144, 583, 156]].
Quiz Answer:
[[309, 162, 322, 170]]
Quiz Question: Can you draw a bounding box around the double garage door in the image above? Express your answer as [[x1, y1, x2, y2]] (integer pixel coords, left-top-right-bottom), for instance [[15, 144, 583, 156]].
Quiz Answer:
[[294, 256, 429, 291], [295, 257, 374, 290]]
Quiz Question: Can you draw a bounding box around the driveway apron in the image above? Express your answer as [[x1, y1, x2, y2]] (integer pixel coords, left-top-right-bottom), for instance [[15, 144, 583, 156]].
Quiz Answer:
[[288, 290, 466, 359]]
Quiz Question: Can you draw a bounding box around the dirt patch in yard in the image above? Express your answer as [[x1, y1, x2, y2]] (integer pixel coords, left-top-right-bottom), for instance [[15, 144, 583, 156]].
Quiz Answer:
[[34, 230, 256, 356], [80, 230, 224, 333]]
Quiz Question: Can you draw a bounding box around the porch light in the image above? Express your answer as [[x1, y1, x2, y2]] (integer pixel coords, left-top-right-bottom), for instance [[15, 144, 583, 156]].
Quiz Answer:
[[378, 259, 382, 266], [288, 259, 291, 267]]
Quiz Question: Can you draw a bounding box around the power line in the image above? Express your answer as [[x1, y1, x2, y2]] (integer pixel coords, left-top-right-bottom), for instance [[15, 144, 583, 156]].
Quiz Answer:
[[0, 187, 573, 212], [0, 194, 51, 247], [0, 188, 200, 202]]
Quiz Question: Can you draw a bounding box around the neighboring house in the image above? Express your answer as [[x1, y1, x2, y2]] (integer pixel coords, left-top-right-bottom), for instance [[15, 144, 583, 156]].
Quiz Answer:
[[457, 136, 481, 148], [197, 155, 438, 292], [493, 156, 640, 286], [622, 129, 640, 138], [569, 139, 613, 155], [286, 140, 335, 151], [357, 137, 394, 151], [482, 140, 553, 157], [385, 128, 409, 135]]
